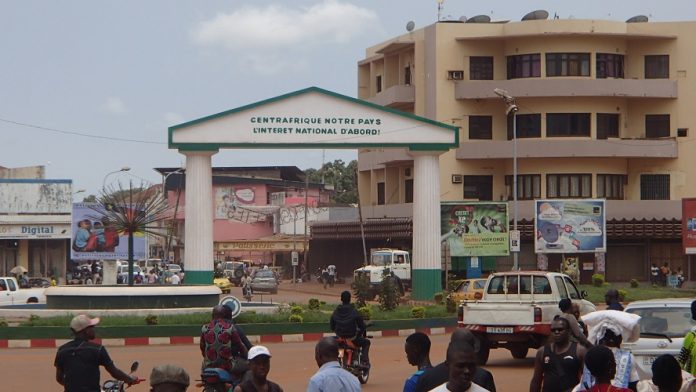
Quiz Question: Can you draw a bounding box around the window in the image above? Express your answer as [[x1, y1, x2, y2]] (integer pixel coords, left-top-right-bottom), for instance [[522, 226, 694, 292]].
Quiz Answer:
[[404, 66, 412, 85], [597, 114, 620, 139], [546, 53, 590, 77], [487, 276, 505, 294], [533, 276, 552, 294], [596, 54, 625, 78], [470, 56, 493, 80], [646, 115, 670, 138], [469, 116, 492, 140], [554, 276, 568, 299], [405, 179, 413, 203], [376, 75, 382, 93], [547, 174, 592, 198], [507, 54, 541, 79], [563, 277, 581, 299], [640, 174, 670, 200], [377, 182, 385, 205], [505, 174, 541, 200], [645, 55, 669, 79], [463, 175, 493, 201], [597, 174, 627, 200], [547, 113, 591, 137], [507, 114, 541, 139]]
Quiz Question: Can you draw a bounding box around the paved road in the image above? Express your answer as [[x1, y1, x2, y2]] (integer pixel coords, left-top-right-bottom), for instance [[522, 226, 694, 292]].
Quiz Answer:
[[1, 334, 535, 391]]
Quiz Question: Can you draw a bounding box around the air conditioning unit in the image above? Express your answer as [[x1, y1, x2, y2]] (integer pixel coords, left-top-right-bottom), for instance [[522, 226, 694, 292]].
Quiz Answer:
[[447, 70, 464, 80], [452, 174, 463, 184]]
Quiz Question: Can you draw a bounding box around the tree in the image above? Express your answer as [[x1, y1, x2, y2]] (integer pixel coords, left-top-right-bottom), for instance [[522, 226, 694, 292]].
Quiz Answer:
[[89, 182, 171, 286], [82, 194, 97, 202], [306, 159, 358, 205]]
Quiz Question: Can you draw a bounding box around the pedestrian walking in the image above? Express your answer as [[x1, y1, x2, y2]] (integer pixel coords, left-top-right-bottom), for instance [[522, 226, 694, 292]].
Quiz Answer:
[[428, 340, 489, 392], [530, 316, 586, 392], [558, 299, 593, 348], [327, 264, 336, 287], [307, 337, 361, 392], [650, 263, 659, 285], [233, 346, 283, 392], [575, 345, 631, 392], [150, 364, 190, 392], [404, 332, 432, 392], [605, 289, 624, 311]]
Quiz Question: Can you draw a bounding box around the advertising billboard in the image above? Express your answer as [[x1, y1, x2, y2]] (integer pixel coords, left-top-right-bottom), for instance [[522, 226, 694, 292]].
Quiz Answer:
[[683, 198, 696, 254], [535, 199, 606, 254], [441, 202, 509, 257], [71, 203, 146, 260]]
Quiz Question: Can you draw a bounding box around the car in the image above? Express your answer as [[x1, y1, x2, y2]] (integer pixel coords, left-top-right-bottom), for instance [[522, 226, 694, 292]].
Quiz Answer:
[[214, 277, 233, 294], [166, 264, 182, 273], [622, 298, 695, 378], [117, 265, 143, 284], [27, 277, 51, 288], [448, 278, 487, 302], [222, 261, 248, 286], [250, 269, 278, 294]]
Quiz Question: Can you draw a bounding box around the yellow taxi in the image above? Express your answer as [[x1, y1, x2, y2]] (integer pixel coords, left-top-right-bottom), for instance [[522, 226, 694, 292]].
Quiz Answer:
[[214, 276, 233, 294], [448, 278, 487, 302]]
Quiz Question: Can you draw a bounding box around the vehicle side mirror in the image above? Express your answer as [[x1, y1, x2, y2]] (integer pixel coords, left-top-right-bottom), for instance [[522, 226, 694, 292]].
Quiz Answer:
[[581, 290, 588, 299]]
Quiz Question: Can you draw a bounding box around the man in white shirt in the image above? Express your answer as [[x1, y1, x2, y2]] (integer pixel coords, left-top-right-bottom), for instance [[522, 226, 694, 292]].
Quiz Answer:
[[170, 272, 180, 285], [429, 341, 488, 392]]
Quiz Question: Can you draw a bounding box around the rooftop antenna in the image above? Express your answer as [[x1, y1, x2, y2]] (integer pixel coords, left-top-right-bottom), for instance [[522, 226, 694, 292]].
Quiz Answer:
[[437, 0, 445, 21]]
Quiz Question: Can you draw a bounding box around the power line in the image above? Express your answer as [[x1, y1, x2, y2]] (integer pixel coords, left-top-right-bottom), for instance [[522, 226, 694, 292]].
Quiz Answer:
[[0, 117, 165, 145]]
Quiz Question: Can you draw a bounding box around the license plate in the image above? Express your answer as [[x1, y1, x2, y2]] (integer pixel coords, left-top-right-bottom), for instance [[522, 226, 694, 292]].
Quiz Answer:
[[642, 356, 656, 366], [487, 327, 513, 334]]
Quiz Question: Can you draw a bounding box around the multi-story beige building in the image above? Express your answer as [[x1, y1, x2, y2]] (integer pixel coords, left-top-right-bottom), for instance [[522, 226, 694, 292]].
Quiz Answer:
[[355, 16, 695, 282]]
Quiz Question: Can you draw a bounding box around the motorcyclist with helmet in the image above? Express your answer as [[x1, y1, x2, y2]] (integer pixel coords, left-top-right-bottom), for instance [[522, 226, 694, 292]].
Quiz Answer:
[[330, 291, 371, 367]]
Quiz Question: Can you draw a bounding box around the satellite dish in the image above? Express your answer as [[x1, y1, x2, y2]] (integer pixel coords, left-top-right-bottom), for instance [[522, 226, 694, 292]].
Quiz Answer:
[[406, 21, 415, 32], [626, 15, 649, 23], [522, 10, 549, 21], [466, 14, 491, 23], [459, 15, 467, 22]]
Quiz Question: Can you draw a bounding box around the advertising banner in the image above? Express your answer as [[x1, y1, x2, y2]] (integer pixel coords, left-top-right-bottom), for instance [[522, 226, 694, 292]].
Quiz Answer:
[[441, 202, 509, 257], [71, 203, 146, 260], [535, 199, 606, 253], [683, 198, 696, 254]]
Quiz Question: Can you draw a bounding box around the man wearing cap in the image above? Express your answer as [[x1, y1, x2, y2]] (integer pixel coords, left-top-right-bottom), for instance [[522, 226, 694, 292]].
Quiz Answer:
[[55, 314, 138, 391], [307, 337, 361, 392], [233, 346, 283, 392], [150, 364, 190, 392]]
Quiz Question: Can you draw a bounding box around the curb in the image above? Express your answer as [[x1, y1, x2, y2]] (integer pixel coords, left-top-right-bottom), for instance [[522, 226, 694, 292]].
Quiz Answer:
[[0, 326, 457, 349]]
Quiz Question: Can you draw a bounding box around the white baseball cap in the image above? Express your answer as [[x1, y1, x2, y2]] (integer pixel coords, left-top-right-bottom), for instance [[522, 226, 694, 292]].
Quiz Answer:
[[70, 314, 100, 332], [247, 345, 272, 360]]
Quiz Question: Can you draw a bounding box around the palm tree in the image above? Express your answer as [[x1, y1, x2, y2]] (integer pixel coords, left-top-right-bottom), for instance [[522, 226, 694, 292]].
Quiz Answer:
[[89, 181, 171, 286]]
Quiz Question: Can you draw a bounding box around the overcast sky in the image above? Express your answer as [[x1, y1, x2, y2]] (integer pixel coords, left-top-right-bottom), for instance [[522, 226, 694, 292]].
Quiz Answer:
[[1, 0, 693, 196]]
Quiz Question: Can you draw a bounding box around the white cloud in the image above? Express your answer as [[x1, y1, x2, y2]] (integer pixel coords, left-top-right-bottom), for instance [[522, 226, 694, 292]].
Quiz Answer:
[[192, 1, 379, 49], [100, 97, 127, 114], [190, 1, 379, 74]]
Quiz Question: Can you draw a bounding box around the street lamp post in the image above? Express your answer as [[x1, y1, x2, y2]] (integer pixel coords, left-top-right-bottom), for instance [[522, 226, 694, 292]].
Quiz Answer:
[[494, 89, 520, 270], [161, 167, 185, 263], [102, 167, 131, 190]]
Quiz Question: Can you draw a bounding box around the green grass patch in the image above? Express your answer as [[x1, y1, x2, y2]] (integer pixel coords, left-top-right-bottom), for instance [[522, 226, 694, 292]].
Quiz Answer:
[[579, 283, 696, 304], [16, 304, 450, 327]]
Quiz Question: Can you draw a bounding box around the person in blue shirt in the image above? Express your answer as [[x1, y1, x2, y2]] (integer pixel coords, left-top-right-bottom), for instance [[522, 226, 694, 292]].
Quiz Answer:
[[605, 289, 624, 311], [73, 219, 91, 251], [404, 332, 432, 392], [307, 337, 360, 392]]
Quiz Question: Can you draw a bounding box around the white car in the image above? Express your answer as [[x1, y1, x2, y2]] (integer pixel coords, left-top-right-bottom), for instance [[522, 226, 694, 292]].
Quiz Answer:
[[167, 264, 182, 273], [622, 298, 695, 378]]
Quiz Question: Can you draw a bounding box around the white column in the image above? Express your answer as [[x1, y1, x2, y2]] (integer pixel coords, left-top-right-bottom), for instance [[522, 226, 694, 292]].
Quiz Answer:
[[411, 151, 443, 299], [182, 151, 216, 284]]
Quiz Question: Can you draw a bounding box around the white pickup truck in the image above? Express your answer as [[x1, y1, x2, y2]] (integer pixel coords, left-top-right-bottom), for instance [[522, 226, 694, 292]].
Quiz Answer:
[[458, 271, 595, 364], [0, 277, 46, 306], [353, 248, 412, 299]]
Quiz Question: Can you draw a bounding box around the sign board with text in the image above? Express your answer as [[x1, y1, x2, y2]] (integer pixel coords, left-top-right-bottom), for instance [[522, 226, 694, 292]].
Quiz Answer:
[[169, 87, 458, 151], [683, 198, 696, 254], [534, 199, 606, 254], [0, 224, 71, 239], [441, 202, 510, 257]]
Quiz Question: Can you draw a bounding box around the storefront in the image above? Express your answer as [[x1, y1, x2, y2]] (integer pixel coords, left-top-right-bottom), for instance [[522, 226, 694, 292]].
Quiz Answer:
[[216, 235, 307, 278]]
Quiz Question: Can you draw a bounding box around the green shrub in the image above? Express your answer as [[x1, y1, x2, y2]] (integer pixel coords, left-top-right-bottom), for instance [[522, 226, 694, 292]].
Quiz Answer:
[[446, 295, 458, 314], [0, 318, 7, 327], [290, 305, 303, 315], [618, 289, 628, 302], [351, 274, 372, 308], [378, 271, 400, 311], [145, 314, 158, 325], [433, 292, 444, 305], [592, 274, 605, 287], [448, 279, 465, 292], [358, 306, 373, 320], [630, 279, 639, 288], [411, 306, 426, 319], [288, 314, 303, 323], [25, 314, 41, 326], [308, 298, 320, 310]]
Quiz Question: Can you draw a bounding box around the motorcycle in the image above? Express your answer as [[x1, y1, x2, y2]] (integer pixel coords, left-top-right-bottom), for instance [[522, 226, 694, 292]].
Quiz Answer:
[[336, 324, 373, 385], [242, 283, 253, 302], [102, 361, 142, 392], [198, 367, 243, 392]]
